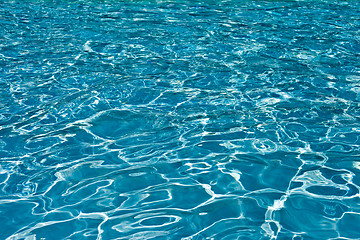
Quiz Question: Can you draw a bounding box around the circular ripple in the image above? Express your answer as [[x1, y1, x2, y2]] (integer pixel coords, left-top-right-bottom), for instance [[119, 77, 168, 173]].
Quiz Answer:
[[252, 139, 277, 153], [285, 122, 307, 133], [139, 215, 181, 227], [88, 109, 166, 140]]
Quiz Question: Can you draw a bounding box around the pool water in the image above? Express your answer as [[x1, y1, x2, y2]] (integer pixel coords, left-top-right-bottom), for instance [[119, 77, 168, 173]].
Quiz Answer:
[[1, 0, 360, 239]]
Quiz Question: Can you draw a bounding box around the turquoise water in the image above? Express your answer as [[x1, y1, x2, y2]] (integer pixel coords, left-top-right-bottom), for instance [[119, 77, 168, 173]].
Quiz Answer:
[[1, 0, 360, 239]]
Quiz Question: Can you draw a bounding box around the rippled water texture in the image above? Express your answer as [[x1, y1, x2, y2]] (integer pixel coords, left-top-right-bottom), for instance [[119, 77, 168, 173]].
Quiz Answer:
[[1, 0, 360, 239]]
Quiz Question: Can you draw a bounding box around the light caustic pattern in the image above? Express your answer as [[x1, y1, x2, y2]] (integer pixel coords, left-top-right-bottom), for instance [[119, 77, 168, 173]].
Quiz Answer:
[[1, 0, 360, 239]]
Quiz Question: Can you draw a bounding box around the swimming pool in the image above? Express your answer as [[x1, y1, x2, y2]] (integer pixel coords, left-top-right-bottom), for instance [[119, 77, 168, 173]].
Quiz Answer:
[[1, 0, 360, 239]]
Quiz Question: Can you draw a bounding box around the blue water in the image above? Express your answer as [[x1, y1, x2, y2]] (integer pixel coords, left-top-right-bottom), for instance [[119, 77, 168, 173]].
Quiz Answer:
[[1, 0, 360, 239]]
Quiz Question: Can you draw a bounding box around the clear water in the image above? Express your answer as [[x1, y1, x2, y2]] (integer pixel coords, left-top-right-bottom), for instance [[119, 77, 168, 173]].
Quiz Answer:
[[1, 0, 360, 239]]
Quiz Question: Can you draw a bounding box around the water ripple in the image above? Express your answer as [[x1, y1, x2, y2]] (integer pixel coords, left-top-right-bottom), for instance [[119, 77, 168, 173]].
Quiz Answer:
[[1, 0, 360, 239]]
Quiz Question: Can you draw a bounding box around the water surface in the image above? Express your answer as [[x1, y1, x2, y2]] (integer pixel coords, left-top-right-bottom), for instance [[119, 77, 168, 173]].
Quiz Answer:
[[1, 0, 360, 239]]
